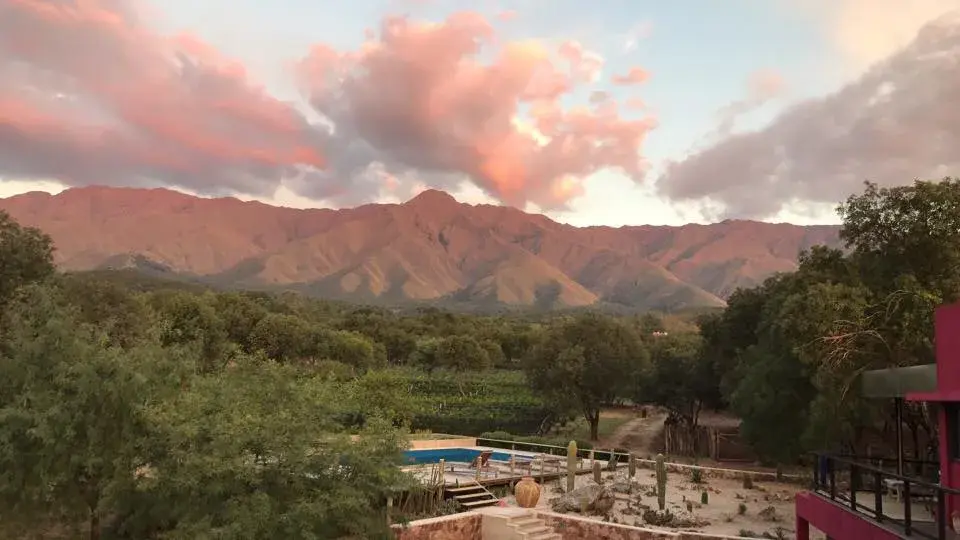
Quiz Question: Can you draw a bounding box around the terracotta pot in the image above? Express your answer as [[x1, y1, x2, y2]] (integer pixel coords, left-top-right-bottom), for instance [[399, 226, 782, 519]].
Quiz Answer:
[[514, 476, 541, 508]]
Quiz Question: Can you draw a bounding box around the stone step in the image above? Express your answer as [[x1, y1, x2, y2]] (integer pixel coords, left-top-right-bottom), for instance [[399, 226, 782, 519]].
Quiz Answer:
[[517, 525, 552, 535], [507, 517, 542, 528]]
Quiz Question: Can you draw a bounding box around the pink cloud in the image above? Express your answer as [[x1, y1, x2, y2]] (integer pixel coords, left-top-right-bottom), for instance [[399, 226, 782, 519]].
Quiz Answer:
[[297, 12, 656, 210], [0, 0, 324, 197], [611, 67, 650, 86]]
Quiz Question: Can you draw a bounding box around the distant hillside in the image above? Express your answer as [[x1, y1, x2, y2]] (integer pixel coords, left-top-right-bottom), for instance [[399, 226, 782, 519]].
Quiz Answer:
[[0, 186, 842, 311]]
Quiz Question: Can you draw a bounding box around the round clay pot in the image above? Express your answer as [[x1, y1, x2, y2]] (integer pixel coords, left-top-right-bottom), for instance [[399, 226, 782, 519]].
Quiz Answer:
[[514, 476, 541, 508]]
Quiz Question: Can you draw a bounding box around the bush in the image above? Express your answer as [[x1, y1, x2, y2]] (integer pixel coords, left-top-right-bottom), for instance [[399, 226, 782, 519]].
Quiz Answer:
[[478, 431, 593, 451], [691, 467, 704, 483]]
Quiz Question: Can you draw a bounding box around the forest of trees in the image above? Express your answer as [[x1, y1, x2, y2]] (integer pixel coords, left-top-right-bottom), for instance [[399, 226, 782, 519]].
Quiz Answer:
[[1, 178, 957, 538], [706, 179, 960, 463]]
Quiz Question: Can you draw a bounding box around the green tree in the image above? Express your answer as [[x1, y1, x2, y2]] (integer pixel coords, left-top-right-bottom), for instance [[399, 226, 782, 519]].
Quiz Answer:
[[248, 312, 314, 362], [378, 327, 418, 364], [347, 368, 418, 427], [212, 292, 270, 350], [409, 337, 441, 371], [0, 210, 54, 305], [319, 329, 382, 369], [0, 285, 180, 540], [839, 179, 960, 299], [525, 313, 648, 441], [121, 357, 406, 539], [58, 273, 153, 348], [435, 334, 492, 371], [643, 333, 719, 438], [728, 344, 815, 463], [147, 291, 231, 372]]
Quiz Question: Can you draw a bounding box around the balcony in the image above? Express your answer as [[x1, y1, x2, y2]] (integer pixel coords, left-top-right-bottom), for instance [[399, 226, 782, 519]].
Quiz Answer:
[[798, 453, 960, 540]]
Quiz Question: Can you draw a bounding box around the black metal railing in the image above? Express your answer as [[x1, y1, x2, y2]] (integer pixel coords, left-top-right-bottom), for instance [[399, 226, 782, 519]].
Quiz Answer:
[[835, 454, 941, 480], [811, 452, 960, 540]]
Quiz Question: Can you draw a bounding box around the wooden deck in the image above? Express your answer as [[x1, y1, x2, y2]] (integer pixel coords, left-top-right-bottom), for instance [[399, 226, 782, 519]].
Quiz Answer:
[[402, 448, 606, 488]]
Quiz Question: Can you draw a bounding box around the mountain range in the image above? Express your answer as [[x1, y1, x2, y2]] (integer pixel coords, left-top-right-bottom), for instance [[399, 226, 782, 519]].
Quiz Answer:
[[0, 186, 842, 311]]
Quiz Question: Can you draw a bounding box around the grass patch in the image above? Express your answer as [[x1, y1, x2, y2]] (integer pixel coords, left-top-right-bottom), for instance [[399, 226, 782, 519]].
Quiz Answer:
[[551, 411, 635, 442]]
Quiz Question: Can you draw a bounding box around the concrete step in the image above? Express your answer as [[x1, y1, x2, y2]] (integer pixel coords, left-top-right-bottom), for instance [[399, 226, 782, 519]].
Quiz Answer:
[[507, 517, 542, 528], [517, 525, 552, 535], [528, 534, 560, 540]]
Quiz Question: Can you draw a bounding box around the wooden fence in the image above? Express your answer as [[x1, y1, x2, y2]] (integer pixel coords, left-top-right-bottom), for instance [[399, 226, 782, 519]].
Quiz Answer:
[[664, 424, 756, 462]]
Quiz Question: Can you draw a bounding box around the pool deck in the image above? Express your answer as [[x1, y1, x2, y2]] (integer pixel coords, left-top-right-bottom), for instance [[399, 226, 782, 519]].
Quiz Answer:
[[403, 446, 604, 487]]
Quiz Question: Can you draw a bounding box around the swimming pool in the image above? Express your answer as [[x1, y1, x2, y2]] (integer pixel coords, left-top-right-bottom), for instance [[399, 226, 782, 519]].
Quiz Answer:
[[402, 447, 521, 465]]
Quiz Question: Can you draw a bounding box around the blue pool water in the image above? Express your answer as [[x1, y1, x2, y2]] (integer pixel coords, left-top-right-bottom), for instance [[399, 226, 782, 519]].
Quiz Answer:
[[402, 448, 520, 465]]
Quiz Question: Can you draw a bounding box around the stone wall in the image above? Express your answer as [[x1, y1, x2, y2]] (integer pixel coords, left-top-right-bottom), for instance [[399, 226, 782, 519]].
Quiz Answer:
[[536, 512, 747, 540], [631, 458, 806, 484], [392, 513, 482, 540], [393, 510, 759, 540]]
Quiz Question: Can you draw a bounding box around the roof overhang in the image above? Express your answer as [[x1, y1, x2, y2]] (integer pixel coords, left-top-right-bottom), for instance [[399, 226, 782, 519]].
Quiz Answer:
[[861, 364, 937, 399]]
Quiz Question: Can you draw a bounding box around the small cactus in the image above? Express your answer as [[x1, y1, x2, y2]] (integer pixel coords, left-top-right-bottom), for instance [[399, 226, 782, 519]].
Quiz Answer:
[[567, 440, 577, 493], [742, 474, 754, 489], [701, 490, 709, 505], [628, 453, 636, 478], [690, 467, 704, 484], [593, 460, 602, 484], [655, 453, 667, 511]]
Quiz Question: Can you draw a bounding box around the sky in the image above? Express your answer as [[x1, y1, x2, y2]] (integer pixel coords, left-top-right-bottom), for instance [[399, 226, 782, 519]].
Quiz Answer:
[[0, 0, 958, 227]]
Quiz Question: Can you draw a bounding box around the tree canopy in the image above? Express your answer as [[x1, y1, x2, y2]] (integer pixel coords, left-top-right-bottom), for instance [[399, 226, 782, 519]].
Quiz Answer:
[[524, 313, 648, 440]]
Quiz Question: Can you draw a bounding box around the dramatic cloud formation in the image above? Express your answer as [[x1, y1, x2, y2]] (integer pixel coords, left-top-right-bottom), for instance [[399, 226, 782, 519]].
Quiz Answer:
[[0, 1, 653, 211], [0, 0, 325, 198], [296, 12, 655, 210], [657, 11, 960, 219]]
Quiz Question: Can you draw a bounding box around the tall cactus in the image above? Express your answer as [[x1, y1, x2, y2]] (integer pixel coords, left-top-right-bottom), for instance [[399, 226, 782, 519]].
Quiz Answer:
[[655, 453, 667, 511], [567, 440, 577, 492]]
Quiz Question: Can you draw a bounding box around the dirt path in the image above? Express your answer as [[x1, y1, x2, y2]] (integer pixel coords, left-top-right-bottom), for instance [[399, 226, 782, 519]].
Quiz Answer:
[[599, 410, 667, 455]]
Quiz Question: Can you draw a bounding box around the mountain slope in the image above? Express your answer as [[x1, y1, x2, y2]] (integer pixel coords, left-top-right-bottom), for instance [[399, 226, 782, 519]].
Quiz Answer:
[[0, 186, 842, 310]]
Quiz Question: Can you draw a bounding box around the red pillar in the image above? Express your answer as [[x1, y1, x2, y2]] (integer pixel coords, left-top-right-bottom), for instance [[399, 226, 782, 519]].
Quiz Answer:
[[796, 515, 810, 540]]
